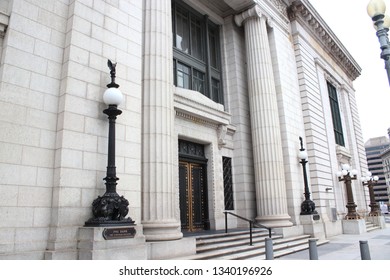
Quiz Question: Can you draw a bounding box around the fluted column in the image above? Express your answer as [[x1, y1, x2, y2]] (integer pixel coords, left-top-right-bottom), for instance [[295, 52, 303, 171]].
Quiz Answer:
[[235, 6, 292, 227], [141, 0, 182, 241]]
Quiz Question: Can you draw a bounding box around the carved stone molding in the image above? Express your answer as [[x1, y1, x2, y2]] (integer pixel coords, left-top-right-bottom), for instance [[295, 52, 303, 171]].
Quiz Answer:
[[288, 1, 361, 81], [269, 0, 288, 18], [217, 124, 227, 149], [234, 5, 263, 27]]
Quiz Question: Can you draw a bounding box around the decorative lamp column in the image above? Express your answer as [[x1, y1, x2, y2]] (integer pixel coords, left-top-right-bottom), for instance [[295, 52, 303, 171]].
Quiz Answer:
[[337, 164, 360, 220], [361, 171, 380, 216], [298, 137, 317, 215], [85, 60, 134, 227], [367, 0, 390, 85]]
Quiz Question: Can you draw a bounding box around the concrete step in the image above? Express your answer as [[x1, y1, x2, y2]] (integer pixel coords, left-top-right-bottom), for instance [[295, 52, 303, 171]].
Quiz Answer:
[[173, 230, 328, 260], [365, 221, 381, 232]]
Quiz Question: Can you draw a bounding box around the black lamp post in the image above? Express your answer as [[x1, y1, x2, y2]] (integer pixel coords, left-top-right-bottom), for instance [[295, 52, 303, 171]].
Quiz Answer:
[[361, 172, 381, 216], [85, 60, 135, 227], [337, 164, 360, 220], [298, 137, 317, 215], [367, 0, 390, 85]]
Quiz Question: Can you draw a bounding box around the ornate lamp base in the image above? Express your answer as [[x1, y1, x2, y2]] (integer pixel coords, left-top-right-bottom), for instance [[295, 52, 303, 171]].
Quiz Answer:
[[300, 199, 318, 215], [85, 192, 135, 227], [345, 203, 361, 220]]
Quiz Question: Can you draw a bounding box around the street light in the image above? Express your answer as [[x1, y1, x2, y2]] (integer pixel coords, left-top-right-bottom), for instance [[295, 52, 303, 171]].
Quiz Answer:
[[361, 171, 381, 216], [298, 137, 318, 215], [367, 0, 390, 85], [337, 164, 360, 220], [85, 60, 135, 227]]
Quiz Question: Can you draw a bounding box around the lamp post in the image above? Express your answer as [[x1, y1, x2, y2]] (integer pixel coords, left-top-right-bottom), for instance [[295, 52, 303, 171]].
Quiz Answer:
[[298, 137, 317, 215], [361, 171, 380, 216], [85, 60, 135, 227], [337, 164, 360, 220], [367, 0, 390, 85]]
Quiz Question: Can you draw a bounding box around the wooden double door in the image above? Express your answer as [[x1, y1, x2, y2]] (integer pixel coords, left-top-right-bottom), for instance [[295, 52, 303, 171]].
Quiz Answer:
[[179, 161, 209, 232]]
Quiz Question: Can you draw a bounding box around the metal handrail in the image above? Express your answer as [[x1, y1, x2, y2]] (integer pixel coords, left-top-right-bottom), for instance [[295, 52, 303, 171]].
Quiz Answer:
[[223, 211, 272, 246]]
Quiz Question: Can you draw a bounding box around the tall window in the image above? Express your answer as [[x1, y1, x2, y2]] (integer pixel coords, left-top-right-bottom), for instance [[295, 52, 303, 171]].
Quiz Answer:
[[172, 0, 223, 104], [327, 82, 345, 146]]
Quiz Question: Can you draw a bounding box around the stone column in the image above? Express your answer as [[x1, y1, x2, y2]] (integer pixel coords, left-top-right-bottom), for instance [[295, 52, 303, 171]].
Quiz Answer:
[[141, 0, 182, 241], [235, 6, 292, 227]]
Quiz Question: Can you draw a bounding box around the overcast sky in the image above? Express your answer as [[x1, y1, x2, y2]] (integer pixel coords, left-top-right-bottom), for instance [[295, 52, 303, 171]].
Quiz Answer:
[[309, 0, 390, 143]]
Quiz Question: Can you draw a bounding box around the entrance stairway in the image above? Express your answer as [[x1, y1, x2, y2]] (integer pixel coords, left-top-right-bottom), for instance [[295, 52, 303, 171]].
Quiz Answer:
[[365, 221, 381, 232], [175, 229, 329, 260]]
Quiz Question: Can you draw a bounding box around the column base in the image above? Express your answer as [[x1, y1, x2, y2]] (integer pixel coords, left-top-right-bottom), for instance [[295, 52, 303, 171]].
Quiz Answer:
[[255, 214, 293, 228], [142, 221, 183, 241], [77, 225, 147, 260]]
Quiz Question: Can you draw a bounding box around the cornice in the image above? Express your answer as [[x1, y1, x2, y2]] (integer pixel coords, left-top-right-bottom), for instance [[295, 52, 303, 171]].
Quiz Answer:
[[288, 0, 361, 81]]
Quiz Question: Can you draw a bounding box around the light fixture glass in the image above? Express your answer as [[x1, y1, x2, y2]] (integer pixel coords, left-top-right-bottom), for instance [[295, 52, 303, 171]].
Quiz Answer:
[[373, 175, 379, 181], [298, 150, 308, 160], [350, 169, 358, 176], [342, 163, 351, 171], [367, 0, 387, 18], [342, 170, 348, 176], [103, 87, 123, 106], [337, 171, 342, 178]]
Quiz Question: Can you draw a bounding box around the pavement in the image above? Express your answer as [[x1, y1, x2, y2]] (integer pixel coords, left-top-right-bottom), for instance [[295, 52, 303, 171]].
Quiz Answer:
[[279, 214, 390, 260]]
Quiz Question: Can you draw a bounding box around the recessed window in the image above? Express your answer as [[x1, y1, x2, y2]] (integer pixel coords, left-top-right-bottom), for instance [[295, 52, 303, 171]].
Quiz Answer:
[[172, 0, 223, 104], [327, 82, 345, 146]]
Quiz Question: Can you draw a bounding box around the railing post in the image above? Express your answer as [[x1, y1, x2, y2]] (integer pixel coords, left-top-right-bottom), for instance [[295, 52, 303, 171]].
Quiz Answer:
[[268, 228, 271, 238], [360, 240, 371, 260], [309, 239, 318, 260], [265, 238, 274, 260], [224, 211, 228, 233], [249, 221, 253, 246]]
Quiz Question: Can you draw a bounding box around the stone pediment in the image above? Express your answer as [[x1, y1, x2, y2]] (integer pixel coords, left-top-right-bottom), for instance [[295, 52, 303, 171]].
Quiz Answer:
[[288, 0, 361, 81]]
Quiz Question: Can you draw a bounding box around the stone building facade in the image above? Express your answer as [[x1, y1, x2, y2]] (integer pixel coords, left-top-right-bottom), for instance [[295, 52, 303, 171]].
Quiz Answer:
[[0, 0, 369, 259]]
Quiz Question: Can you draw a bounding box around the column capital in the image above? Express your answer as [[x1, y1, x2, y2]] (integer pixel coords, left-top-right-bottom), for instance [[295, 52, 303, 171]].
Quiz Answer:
[[234, 5, 262, 27]]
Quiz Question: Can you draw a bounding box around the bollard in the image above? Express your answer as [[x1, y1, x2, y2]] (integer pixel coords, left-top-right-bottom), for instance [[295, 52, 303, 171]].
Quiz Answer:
[[265, 237, 274, 260], [308, 238, 318, 260], [359, 240, 371, 260]]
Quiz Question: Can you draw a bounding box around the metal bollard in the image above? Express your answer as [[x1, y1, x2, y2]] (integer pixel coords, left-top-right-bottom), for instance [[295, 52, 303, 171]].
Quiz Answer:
[[359, 240, 371, 260], [265, 237, 274, 260], [308, 238, 318, 260]]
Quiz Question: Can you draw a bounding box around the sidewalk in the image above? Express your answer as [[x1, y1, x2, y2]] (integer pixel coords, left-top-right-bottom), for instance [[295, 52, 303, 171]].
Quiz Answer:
[[279, 216, 390, 260]]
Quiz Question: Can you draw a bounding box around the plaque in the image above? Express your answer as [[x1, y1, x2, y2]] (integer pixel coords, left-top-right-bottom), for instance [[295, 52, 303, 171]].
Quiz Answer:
[[102, 227, 136, 240]]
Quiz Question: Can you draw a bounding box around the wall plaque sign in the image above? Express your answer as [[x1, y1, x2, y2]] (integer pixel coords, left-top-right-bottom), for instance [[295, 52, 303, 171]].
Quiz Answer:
[[102, 227, 136, 240]]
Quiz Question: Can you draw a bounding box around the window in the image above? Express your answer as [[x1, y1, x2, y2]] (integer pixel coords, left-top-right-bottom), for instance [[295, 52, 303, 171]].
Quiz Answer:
[[327, 82, 345, 146], [172, 0, 223, 104], [223, 157, 234, 210]]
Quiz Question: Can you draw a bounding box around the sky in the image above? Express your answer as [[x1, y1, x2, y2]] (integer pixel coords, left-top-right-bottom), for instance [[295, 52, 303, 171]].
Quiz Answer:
[[309, 0, 390, 143]]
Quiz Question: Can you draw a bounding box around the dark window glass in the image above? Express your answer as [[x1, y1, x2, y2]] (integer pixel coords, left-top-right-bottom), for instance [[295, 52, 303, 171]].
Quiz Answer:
[[223, 157, 234, 210], [191, 17, 203, 61], [208, 27, 219, 69], [175, 7, 190, 53], [177, 62, 191, 89], [327, 82, 345, 146], [193, 69, 205, 94]]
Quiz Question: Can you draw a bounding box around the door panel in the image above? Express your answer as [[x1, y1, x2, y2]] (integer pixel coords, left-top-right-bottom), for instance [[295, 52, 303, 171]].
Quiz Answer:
[[179, 161, 208, 231]]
